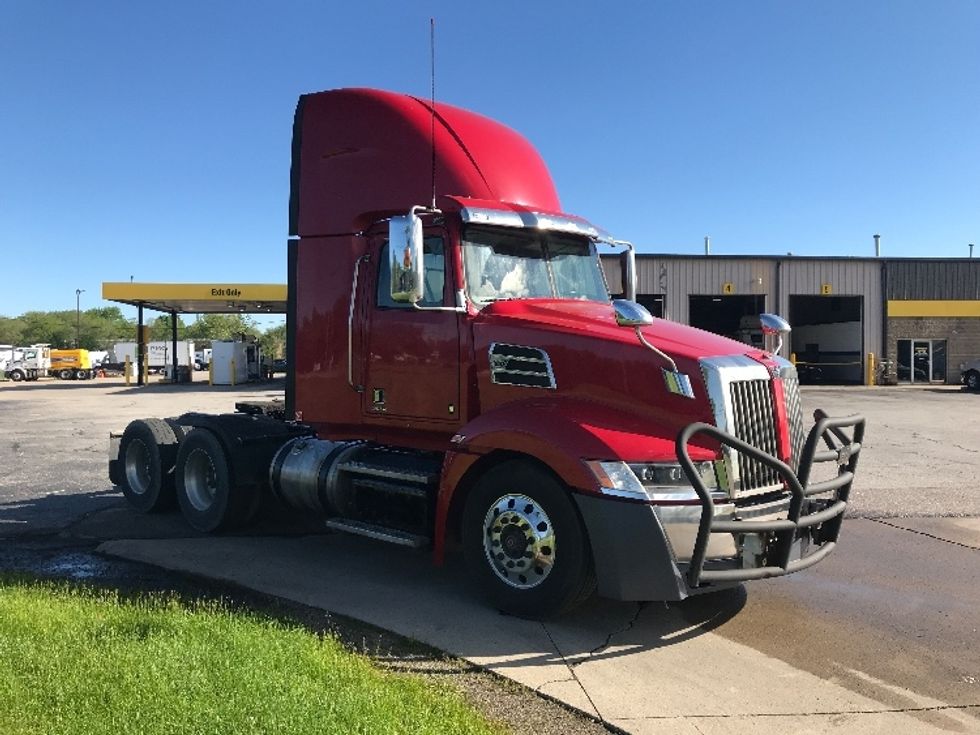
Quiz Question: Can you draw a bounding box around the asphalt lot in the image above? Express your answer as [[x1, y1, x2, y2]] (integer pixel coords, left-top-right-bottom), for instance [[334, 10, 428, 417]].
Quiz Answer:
[[1, 376, 979, 733]]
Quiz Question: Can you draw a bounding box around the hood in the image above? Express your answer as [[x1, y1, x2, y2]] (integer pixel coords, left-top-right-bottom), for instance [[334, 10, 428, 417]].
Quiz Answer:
[[474, 299, 765, 363]]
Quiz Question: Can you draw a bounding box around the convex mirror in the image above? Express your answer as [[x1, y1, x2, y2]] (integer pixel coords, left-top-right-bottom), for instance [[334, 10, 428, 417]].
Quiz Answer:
[[388, 212, 424, 304]]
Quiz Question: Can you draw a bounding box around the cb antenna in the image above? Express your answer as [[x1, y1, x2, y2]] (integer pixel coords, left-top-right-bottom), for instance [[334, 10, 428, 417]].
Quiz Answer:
[[430, 17, 437, 209]]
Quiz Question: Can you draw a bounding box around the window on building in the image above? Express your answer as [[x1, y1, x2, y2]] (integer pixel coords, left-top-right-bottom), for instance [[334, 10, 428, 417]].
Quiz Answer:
[[896, 339, 947, 383]]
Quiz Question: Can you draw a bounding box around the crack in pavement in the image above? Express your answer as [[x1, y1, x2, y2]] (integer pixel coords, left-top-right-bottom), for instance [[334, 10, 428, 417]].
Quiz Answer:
[[608, 702, 980, 721], [535, 603, 651, 731], [869, 517, 980, 551], [539, 621, 608, 727], [533, 675, 576, 693], [585, 602, 647, 659], [909, 430, 980, 456]]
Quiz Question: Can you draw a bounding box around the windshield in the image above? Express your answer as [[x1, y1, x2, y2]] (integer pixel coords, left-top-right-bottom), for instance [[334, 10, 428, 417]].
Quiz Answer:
[[462, 226, 609, 306]]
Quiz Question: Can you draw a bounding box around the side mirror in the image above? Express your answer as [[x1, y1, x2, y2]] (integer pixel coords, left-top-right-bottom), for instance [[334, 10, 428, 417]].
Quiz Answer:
[[618, 242, 637, 302], [388, 213, 424, 304], [612, 299, 654, 327], [759, 313, 791, 355]]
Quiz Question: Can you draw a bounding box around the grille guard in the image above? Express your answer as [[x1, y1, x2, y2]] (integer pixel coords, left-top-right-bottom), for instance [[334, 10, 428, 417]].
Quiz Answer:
[[676, 409, 865, 589]]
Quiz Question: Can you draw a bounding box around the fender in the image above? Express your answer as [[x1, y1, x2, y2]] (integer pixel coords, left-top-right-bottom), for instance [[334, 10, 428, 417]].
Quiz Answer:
[[431, 397, 717, 562]]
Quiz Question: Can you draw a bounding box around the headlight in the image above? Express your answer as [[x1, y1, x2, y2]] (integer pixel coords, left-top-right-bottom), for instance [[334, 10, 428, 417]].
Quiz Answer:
[[585, 460, 725, 504]]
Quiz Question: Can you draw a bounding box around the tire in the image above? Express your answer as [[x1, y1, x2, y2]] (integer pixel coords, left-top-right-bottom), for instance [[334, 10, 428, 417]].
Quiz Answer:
[[118, 418, 180, 512], [175, 428, 240, 533], [75, 369, 90, 380], [462, 460, 596, 619], [9, 370, 24, 382], [967, 371, 980, 390], [58, 369, 73, 380]]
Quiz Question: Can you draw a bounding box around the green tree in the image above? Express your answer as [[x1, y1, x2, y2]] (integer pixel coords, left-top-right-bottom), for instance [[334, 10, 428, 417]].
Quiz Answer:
[[258, 323, 286, 359], [18, 311, 73, 347], [185, 314, 260, 342], [79, 307, 134, 350], [0, 317, 24, 345], [147, 314, 189, 341]]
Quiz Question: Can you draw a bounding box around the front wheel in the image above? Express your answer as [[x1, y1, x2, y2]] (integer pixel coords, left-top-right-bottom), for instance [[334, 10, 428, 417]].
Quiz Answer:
[[462, 460, 595, 619], [8, 370, 24, 382], [967, 371, 980, 390]]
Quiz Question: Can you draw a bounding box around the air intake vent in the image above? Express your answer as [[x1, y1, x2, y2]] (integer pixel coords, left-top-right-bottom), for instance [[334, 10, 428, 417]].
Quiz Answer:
[[488, 343, 556, 389]]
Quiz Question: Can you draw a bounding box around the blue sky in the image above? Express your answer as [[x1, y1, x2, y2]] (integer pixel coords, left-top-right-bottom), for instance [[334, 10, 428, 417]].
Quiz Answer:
[[2, 1, 978, 323]]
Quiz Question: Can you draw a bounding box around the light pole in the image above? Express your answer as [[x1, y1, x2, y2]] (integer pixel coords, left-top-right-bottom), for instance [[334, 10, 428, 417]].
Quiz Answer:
[[75, 288, 85, 348]]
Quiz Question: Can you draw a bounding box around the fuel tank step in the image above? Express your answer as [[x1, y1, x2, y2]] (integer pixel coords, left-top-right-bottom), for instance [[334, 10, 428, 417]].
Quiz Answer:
[[337, 460, 438, 485], [324, 517, 430, 549], [350, 476, 429, 500]]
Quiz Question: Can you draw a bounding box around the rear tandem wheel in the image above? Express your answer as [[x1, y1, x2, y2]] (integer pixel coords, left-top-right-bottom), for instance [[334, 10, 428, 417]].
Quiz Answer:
[[174, 427, 256, 533], [117, 418, 180, 512]]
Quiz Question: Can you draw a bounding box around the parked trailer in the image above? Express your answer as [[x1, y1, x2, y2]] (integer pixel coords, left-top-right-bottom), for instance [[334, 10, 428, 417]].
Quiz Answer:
[[110, 341, 196, 374], [0, 345, 16, 374], [110, 88, 865, 618]]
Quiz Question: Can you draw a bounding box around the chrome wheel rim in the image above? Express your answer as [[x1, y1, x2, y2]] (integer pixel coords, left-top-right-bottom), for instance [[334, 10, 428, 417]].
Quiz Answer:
[[124, 439, 151, 496], [184, 448, 218, 512], [482, 493, 555, 589]]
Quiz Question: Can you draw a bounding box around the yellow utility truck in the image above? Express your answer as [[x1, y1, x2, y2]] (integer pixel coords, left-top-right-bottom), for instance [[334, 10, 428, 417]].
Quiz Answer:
[[50, 349, 95, 380]]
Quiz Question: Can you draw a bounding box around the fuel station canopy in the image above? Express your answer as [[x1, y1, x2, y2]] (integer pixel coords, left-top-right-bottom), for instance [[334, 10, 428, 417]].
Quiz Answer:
[[101, 282, 287, 314], [100, 282, 287, 387]]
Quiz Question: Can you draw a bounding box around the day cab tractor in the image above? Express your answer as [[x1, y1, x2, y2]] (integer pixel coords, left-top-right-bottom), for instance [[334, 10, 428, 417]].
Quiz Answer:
[[4, 345, 51, 381], [109, 88, 865, 618]]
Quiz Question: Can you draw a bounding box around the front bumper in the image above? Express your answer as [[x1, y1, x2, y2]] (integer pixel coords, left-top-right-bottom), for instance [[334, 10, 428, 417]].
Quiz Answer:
[[576, 410, 865, 601]]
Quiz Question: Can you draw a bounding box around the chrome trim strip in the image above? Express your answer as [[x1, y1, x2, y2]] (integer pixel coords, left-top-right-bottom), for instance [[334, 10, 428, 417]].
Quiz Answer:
[[347, 254, 369, 393], [461, 206, 610, 241]]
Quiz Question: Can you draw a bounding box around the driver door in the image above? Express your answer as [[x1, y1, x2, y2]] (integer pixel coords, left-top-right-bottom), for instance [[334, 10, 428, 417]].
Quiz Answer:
[[363, 233, 461, 424]]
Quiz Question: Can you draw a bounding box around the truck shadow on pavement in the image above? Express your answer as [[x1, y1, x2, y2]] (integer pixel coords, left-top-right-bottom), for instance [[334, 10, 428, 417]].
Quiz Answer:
[[0, 378, 285, 395]]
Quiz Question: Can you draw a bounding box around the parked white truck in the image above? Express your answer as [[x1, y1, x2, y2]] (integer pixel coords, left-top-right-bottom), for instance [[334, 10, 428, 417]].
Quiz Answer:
[[4, 345, 51, 381]]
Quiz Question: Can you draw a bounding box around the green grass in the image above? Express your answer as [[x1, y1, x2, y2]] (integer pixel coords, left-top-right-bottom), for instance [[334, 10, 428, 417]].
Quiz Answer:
[[0, 579, 502, 735]]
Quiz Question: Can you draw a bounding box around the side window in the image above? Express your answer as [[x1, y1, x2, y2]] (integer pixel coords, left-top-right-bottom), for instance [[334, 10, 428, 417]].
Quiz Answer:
[[377, 236, 446, 308]]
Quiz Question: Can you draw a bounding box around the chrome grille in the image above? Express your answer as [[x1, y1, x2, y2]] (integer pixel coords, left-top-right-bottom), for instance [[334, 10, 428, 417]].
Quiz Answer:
[[729, 379, 780, 492], [701, 355, 804, 498], [782, 375, 806, 471]]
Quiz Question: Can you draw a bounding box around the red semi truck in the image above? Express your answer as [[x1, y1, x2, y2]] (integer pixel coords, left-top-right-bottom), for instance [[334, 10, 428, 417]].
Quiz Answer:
[[110, 88, 864, 618]]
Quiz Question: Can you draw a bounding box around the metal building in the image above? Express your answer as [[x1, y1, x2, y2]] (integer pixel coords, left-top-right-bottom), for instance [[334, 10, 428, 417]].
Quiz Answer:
[[601, 254, 980, 386], [884, 259, 980, 384]]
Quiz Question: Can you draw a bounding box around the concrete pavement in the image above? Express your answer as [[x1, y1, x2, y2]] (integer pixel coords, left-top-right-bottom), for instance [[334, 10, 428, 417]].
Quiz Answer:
[[6, 380, 980, 733], [99, 518, 980, 734]]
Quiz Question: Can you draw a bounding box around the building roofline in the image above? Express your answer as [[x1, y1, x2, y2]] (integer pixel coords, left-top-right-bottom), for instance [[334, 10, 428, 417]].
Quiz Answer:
[[601, 253, 980, 264]]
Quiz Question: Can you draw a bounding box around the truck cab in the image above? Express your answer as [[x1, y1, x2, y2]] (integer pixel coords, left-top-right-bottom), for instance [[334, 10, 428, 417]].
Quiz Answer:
[[5, 345, 50, 381], [112, 88, 864, 618]]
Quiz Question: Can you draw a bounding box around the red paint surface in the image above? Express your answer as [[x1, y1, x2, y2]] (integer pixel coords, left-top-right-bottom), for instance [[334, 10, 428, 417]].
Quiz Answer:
[[292, 88, 560, 236], [289, 88, 771, 562]]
